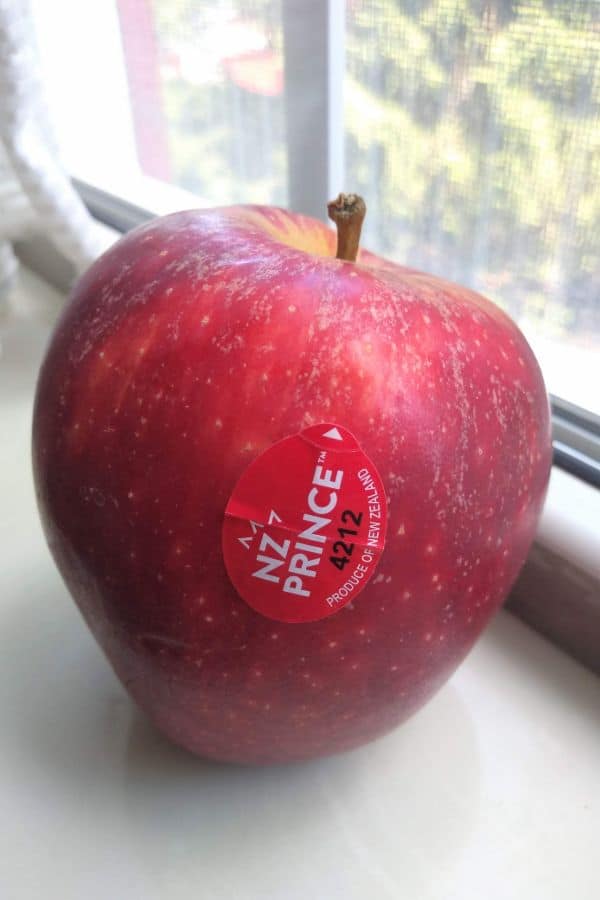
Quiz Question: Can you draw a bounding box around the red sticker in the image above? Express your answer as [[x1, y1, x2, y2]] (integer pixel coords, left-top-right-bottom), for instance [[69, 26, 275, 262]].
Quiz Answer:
[[222, 424, 388, 623]]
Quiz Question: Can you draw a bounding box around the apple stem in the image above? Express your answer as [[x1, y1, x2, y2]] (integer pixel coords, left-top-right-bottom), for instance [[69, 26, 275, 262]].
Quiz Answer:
[[327, 193, 366, 263]]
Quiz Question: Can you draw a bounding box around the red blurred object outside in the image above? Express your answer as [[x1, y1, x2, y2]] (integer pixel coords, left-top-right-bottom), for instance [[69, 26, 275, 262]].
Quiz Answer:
[[222, 50, 283, 97]]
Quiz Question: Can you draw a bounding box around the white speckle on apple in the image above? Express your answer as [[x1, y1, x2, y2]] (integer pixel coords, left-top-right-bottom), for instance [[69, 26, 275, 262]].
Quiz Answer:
[[288, 304, 297, 313], [201, 315, 210, 326], [432, 573, 439, 583], [403, 591, 412, 600], [215, 418, 223, 429], [424, 632, 433, 642], [396, 523, 406, 535], [204, 614, 214, 623], [328, 641, 338, 649]]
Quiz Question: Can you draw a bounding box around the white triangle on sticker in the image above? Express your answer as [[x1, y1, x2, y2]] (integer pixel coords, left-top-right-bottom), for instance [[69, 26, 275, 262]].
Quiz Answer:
[[323, 427, 343, 441], [268, 509, 282, 524]]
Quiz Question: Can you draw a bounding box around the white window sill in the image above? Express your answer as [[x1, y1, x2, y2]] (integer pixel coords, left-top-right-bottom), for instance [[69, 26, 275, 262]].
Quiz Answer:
[[1, 267, 599, 899]]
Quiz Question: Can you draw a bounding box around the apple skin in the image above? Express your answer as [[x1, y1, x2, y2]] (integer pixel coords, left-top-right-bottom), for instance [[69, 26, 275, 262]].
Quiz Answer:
[[32, 205, 551, 764]]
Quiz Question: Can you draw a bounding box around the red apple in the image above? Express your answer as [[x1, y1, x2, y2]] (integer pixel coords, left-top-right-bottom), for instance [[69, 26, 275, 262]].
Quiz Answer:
[[32, 198, 551, 763]]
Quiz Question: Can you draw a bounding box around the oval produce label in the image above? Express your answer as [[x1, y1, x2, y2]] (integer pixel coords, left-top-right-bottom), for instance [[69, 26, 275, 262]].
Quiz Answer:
[[222, 424, 388, 623]]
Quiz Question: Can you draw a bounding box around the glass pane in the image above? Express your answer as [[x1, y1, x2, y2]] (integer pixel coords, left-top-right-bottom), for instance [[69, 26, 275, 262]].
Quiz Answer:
[[345, 0, 600, 414], [32, 0, 286, 209], [143, 0, 286, 206]]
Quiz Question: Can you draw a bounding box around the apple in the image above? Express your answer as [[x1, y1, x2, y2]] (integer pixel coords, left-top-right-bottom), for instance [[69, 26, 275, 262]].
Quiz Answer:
[[32, 196, 551, 764]]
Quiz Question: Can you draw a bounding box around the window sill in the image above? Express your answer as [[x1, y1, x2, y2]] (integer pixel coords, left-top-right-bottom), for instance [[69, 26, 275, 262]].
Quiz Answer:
[[507, 465, 600, 675]]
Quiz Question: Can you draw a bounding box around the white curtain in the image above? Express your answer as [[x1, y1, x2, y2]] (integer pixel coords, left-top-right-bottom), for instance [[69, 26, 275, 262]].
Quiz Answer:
[[0, 0, 104, 301]]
